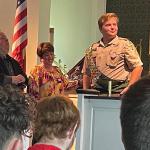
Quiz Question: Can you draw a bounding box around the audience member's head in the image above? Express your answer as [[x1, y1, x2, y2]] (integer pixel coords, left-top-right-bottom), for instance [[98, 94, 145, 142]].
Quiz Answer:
[[120, 75, 150, 150], [0, 84, 35, 150], [32, 95, 80, 150]]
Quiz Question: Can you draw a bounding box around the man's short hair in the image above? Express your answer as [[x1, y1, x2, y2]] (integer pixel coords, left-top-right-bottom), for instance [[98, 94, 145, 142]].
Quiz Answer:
[[120, 75, 150, 150], [33, 95, 80, 142], [0, 84, 36, 150], [98, 13, 119, 30]]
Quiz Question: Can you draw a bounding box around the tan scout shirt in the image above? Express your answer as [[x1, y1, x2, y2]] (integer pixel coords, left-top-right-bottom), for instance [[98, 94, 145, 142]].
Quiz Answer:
[[83, 36, 143, 81]]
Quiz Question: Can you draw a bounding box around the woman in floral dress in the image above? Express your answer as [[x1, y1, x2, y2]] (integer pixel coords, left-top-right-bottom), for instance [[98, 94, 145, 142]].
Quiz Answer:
[[28, 42, 77, 101]]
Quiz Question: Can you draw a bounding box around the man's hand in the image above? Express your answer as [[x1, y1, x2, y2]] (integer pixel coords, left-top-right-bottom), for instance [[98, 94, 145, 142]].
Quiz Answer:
[[12, 74, 25, 85], [120, 86, 130, 96]]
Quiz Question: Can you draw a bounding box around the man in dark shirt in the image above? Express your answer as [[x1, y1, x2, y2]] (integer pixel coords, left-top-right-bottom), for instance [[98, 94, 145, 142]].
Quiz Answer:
[[0, 32, 28, 88]]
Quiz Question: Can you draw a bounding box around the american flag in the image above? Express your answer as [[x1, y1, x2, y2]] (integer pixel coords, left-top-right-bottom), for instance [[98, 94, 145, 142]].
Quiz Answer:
[[12, 0, 27, 71]]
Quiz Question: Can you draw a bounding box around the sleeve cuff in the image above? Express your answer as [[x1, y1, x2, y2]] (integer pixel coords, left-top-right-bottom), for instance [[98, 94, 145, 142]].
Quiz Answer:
[[3, 76, 12, 84]]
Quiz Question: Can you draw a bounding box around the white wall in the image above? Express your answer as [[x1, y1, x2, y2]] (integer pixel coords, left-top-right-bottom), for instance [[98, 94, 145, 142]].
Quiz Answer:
[[26, 0, 51, 75], [50, 0, 106, 71], [0, 0, 16, 47]]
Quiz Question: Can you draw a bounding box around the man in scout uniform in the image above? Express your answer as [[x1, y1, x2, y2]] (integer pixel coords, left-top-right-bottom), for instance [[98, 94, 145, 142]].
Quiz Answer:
[[82, 13, 143, 95]]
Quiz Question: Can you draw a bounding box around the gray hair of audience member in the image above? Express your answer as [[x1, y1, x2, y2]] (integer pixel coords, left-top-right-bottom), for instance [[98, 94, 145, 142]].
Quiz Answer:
[[0, 84, 36, 150], [120, 75, 150, 150], [33, 95, 80, 142], [0, 32, 9, 56]]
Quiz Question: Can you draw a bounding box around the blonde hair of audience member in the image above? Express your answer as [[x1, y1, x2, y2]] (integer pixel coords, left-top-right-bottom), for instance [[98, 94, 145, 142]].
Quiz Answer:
[[29, 96, 80, 150]]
